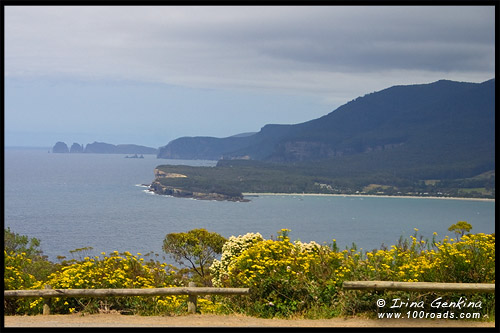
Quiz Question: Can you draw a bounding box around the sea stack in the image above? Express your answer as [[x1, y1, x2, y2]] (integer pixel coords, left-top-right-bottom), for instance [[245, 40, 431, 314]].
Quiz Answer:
[[52, 142, 69, 153], [70, 143, 84, 153]]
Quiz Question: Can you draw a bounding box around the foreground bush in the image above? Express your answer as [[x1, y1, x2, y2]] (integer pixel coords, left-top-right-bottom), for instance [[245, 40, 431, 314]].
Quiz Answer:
[[4, 227, 495, 319], [210, 229, 345, 318], [4, 251, 191, 315], [210, 229, 495, 319], [4, 228, 59, 314], [163, 228, 227, 286]]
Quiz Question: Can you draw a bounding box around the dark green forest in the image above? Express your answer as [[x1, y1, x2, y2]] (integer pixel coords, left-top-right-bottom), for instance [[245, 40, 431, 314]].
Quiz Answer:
[[155, 160, 495, 199]]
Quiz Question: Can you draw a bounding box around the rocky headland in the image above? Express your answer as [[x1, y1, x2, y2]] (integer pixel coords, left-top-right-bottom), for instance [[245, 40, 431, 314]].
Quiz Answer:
[[148, 181, 248, 202], [148, 168, 248, 202]]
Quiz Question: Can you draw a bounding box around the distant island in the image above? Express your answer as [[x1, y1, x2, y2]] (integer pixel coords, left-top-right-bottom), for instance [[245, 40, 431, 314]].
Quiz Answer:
[[51, 141, 158, 155]]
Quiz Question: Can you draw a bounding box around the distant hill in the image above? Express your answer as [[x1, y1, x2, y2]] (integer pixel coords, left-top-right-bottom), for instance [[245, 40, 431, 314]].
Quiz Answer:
[[260, 79, 495, 164], [157, 79, 494, 181], [157, 126, 295, 160], [156, 132, 257, 160], [52, 141, 158, 154], [84, 142, 158, 154]]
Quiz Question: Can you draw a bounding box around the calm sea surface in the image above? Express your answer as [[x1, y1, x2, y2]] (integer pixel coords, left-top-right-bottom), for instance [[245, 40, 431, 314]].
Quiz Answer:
[[4, 147, 495, 262]]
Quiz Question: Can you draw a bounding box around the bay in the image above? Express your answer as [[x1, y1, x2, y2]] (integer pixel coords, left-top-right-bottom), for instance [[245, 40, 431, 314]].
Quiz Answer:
[[4, 147, 495, 262]]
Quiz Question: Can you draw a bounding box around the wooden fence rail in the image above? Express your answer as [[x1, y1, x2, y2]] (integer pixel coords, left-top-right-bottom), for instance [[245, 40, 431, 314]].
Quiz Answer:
[[4, 283, 250, 315], [4, 287, 250, 298], [342, 281, 495, 293], [6, 281, 494, 315]]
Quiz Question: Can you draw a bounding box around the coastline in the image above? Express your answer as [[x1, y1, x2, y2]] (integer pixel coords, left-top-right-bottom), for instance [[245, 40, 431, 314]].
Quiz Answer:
[[242, 193, 495, 202]]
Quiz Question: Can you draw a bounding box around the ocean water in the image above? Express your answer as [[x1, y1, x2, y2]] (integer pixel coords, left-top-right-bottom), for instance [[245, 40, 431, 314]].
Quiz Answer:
[[4, 147, 495, 262]]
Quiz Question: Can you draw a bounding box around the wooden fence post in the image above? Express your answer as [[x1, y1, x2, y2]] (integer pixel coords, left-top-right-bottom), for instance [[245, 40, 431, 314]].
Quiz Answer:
[[43, 285, 51, 315], [187, 282, 197, 314]]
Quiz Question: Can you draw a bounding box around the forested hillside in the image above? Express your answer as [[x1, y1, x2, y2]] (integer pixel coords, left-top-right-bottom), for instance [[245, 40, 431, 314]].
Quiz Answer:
[[155, 79, 495, 199]]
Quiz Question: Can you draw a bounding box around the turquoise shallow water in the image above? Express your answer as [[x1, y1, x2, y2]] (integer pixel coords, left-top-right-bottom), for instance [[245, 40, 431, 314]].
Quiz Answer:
[[4, 147, 495, 261]]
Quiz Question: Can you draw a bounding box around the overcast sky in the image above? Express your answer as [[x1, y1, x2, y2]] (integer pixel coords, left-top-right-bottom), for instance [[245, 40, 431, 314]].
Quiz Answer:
[[4, 5, 495, 148]]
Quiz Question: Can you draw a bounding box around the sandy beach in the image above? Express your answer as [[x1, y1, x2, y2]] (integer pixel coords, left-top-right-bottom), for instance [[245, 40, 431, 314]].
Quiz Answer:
[[242, 193, 494, 202]]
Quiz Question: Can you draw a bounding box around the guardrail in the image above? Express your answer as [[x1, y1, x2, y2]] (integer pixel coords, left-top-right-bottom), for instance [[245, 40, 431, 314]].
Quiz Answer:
[[342, 281, 495, 293], [4, 283, 250, 315]]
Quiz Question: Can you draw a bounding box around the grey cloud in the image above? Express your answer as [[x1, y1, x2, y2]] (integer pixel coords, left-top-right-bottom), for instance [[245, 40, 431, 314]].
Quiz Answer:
[[242, 6, 495, 73], [4, 6, 495, 100]]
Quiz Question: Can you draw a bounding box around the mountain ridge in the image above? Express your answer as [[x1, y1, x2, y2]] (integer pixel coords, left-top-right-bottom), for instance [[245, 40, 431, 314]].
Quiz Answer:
[[157, 79, 494, 167]]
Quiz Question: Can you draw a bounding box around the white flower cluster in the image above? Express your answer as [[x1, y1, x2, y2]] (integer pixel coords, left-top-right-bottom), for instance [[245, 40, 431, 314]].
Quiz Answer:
[[210, 232, 264, 287], [294, 240, 322, 253]]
